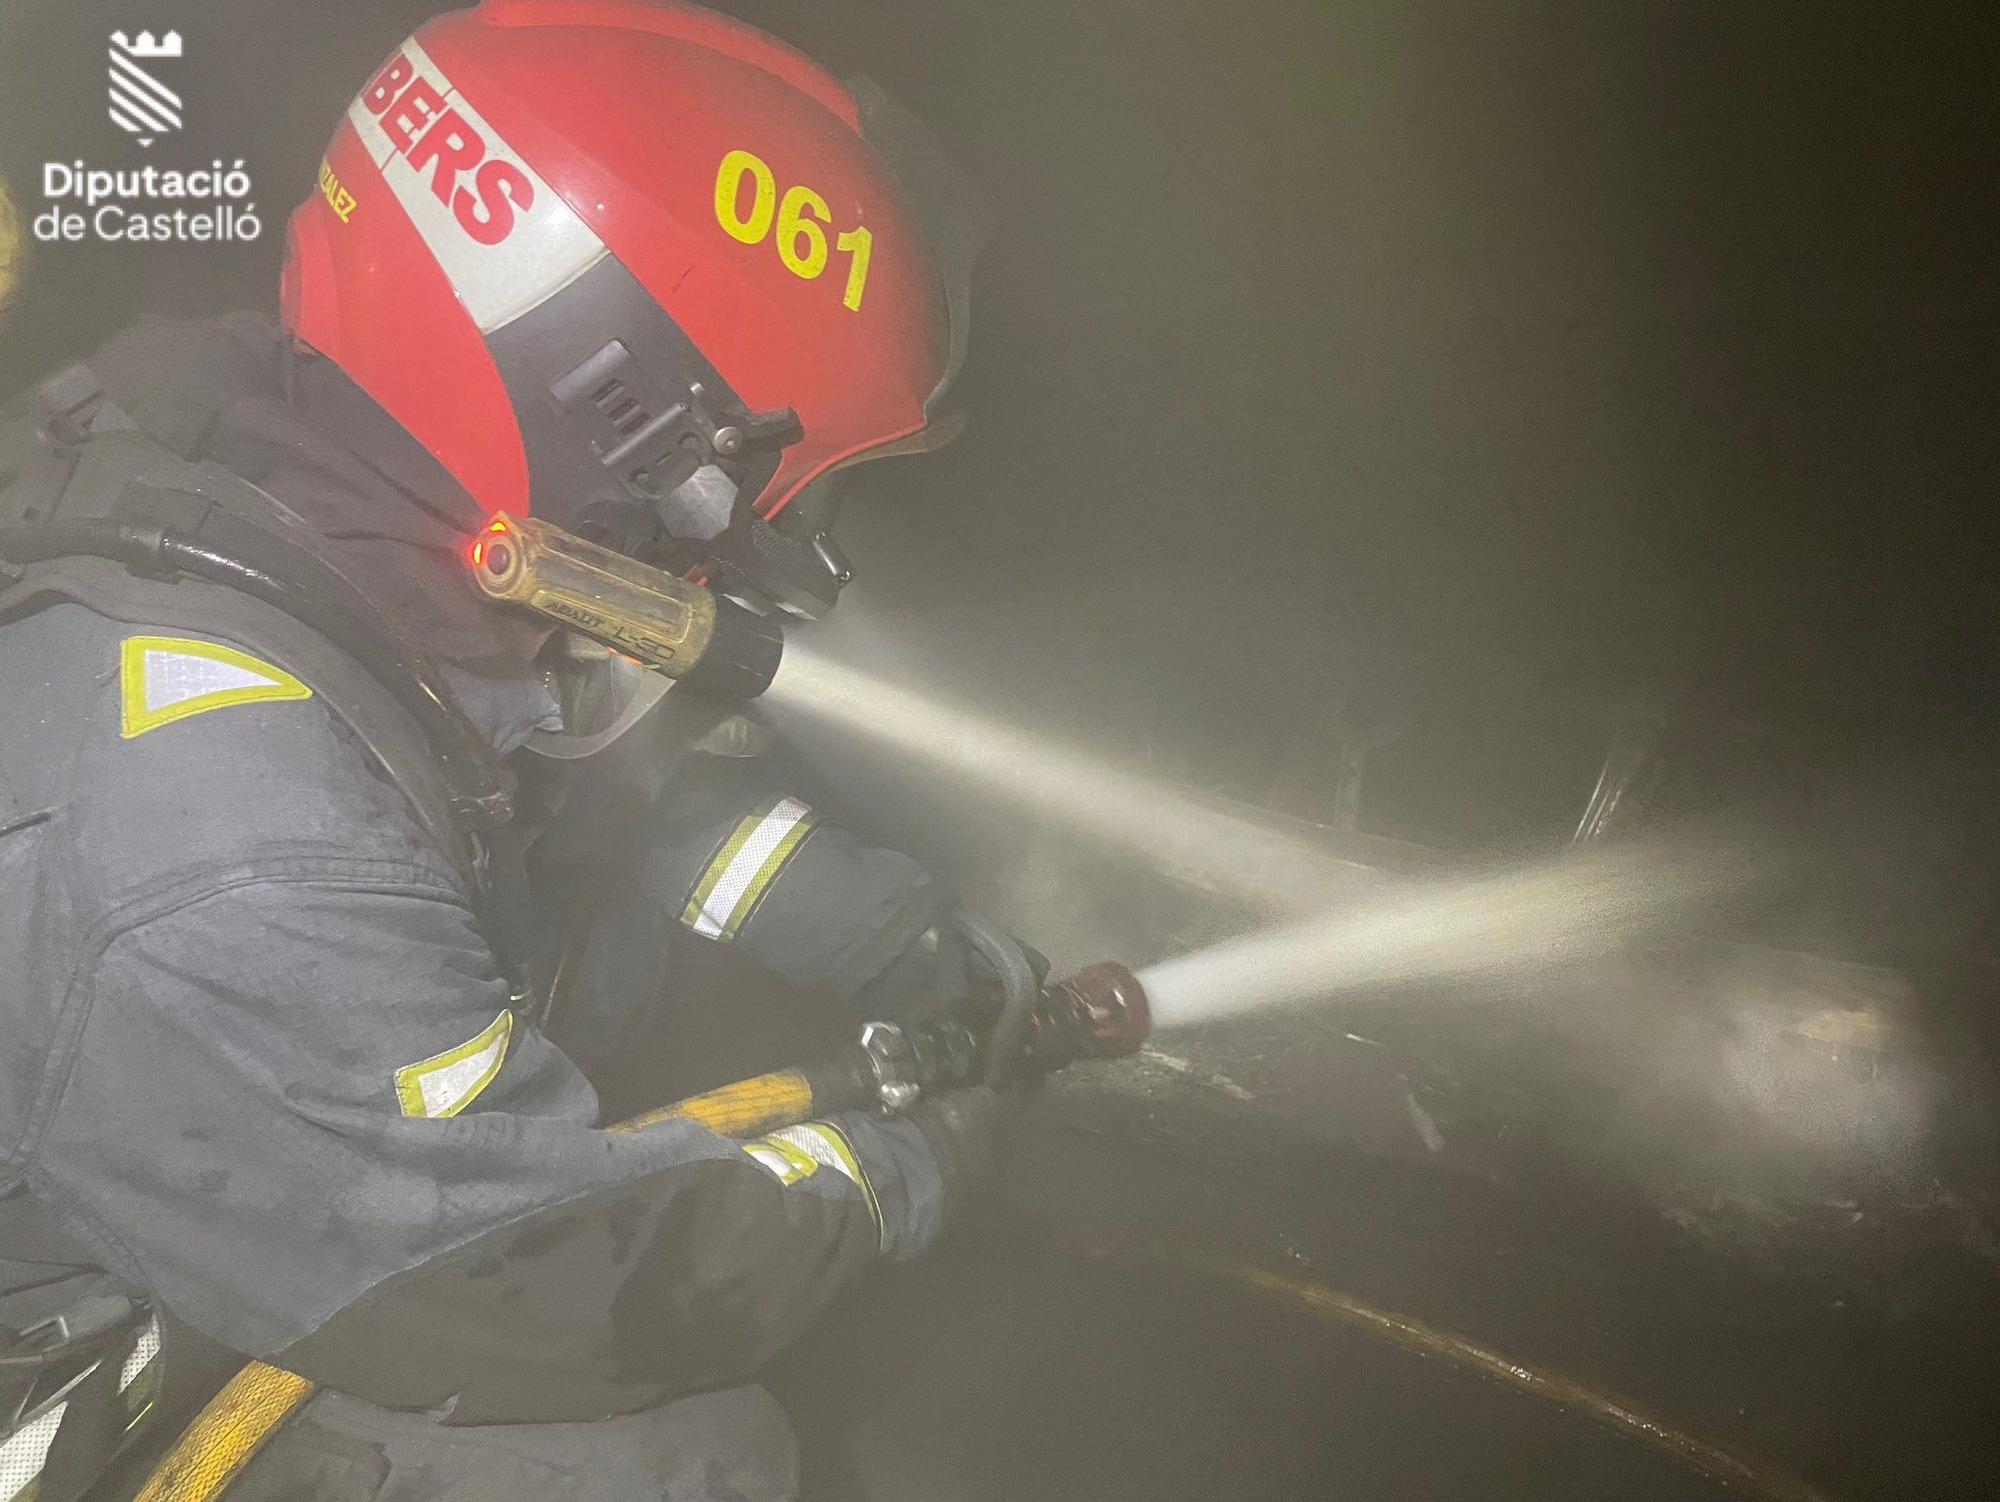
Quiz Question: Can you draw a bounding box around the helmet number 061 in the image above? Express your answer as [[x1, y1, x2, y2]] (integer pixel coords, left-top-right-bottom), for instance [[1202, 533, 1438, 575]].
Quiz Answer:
[[714, 148, 873, 312]]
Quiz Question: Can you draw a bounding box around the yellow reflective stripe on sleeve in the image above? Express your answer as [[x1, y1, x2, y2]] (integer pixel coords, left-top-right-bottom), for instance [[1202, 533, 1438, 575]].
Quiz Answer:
[[680, 795, 818, 942], [681, 801, 769, 931], [120, 1315, 163, 1430], [749, 1120, 884, 1249], [120, 636, 313, 740], [394, 1010, 513, 1119], [742, 1135, 821, 1187]]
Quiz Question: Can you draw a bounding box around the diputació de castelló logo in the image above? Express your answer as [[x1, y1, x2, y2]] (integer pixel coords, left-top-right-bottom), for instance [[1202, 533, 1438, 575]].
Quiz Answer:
[[30, 27, 261, 245]]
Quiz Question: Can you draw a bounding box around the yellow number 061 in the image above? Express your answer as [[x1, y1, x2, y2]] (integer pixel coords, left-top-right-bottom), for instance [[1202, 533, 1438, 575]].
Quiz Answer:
[[714, 148, 873, 312]]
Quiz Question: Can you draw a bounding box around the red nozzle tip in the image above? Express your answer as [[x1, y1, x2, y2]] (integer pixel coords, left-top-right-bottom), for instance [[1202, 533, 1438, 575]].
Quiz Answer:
[[1051, 961, 1151, 1059]]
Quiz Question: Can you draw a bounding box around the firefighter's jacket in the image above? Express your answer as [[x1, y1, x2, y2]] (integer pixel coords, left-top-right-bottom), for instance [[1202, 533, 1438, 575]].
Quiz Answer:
[[0, 315, 952, 1424]]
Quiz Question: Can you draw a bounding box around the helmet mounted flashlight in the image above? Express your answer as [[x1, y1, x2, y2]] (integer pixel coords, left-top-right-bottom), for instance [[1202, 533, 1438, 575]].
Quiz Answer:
[[470, 512, 782, 701]]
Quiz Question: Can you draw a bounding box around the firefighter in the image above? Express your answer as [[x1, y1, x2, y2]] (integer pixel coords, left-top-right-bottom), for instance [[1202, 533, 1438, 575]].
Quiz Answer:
[[0, 3, 1001, 1497]]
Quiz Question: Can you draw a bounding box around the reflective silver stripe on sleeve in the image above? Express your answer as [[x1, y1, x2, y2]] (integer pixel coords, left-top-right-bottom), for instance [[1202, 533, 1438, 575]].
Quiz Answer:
[[682, 796, 818, 942]]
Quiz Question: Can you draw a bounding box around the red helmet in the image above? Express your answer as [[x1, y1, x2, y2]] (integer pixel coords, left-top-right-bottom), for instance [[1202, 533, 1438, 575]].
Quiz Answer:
[[282, 0, 984, 617]]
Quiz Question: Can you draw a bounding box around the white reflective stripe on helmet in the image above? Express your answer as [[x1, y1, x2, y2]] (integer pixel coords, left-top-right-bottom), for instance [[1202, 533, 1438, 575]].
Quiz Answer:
[[343, 36, 605, 333]]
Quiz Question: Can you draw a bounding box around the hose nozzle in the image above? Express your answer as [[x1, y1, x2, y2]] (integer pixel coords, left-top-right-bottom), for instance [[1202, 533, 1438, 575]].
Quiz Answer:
[[1022, 961, 1152, 1071]]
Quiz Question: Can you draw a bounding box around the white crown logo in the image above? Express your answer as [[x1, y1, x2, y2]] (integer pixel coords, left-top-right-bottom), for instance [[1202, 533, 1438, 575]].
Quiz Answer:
[[107, 29, 185, 147], [110, 30, 183, 58]]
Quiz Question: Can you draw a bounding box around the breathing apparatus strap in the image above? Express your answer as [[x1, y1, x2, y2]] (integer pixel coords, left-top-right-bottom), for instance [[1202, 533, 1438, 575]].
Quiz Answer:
[[0, 371, 555, 1497], [0, 365, 518, 956]]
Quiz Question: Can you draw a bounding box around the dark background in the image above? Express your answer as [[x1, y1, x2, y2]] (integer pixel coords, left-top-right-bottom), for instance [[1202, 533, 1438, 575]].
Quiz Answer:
[[2, 0, 1993, 897], [5, 9, 1998, 1495]]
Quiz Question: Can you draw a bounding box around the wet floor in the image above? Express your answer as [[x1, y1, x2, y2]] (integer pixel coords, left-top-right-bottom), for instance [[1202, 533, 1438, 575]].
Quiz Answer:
[[771, 1093, 1999, 1502], [778, 1238, 1726, 1501]]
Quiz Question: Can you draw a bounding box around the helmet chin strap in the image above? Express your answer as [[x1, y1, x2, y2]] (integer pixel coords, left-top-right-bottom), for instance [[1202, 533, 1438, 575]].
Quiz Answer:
[[525, 655, 673, 760]]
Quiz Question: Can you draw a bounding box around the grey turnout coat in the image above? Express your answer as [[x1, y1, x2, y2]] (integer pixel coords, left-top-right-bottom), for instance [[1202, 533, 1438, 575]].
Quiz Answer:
[[0, 316, 955, 1445]]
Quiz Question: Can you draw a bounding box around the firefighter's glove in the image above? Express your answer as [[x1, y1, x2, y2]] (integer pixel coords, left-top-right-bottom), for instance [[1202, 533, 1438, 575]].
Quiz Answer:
[[909, 1085, 1007, 1233]]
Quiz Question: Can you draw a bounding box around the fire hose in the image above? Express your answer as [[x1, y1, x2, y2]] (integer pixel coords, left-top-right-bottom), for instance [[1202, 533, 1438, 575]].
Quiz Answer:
[[132, 961, 1838, 1502], [130, 954, 1836, 1502], [130, 956, 1150, 1502]]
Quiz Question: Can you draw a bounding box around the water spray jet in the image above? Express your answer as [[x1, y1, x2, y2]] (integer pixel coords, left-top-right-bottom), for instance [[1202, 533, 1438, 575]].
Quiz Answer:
[[768, 641, 1767, 1028], [765, 642, 1395, 917]]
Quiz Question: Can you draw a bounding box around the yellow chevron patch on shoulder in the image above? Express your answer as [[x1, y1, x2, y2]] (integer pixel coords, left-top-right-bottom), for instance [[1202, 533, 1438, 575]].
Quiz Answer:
[[394, 1010, 514, 1119], [120, 635, 313, 740]]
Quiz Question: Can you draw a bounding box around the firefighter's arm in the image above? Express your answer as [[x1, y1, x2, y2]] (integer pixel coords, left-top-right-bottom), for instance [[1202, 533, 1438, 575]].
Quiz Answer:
[[37, 867, 966, 1424], [641, 761, 1048, 1022], [648, 762, 951, 1007]]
